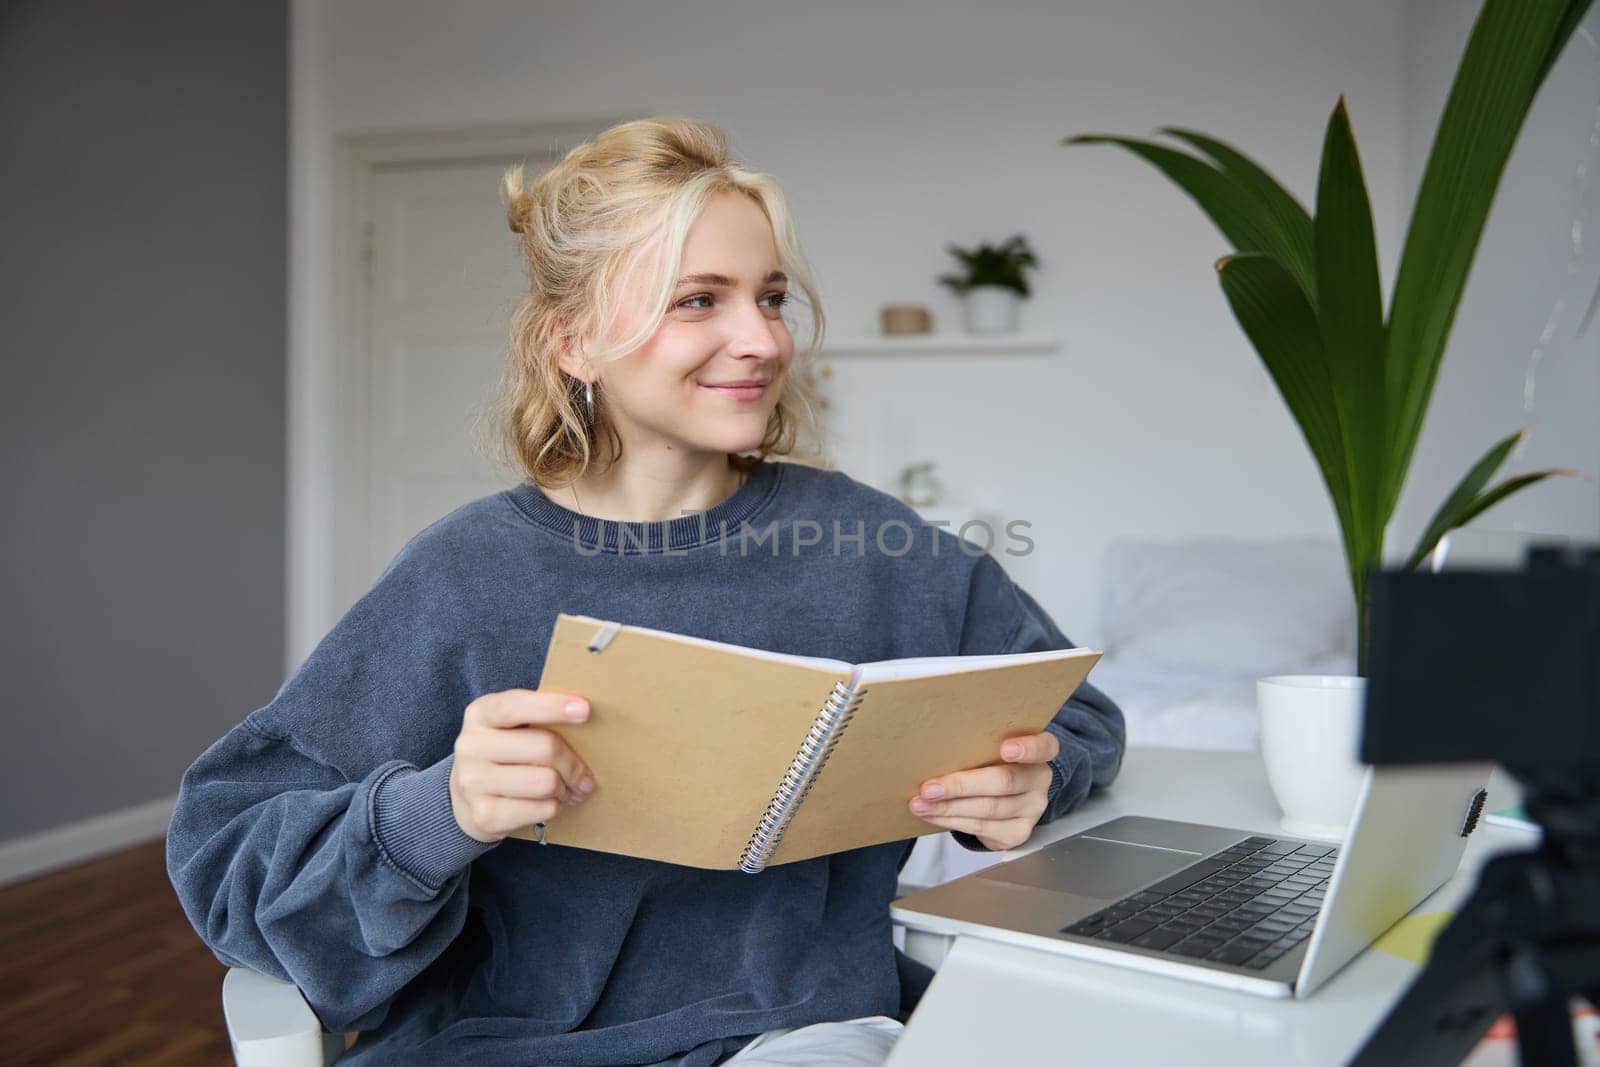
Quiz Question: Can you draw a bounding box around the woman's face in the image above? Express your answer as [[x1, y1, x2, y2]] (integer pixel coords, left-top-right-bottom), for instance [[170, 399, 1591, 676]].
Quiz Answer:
[[588, 191, 795, 461]]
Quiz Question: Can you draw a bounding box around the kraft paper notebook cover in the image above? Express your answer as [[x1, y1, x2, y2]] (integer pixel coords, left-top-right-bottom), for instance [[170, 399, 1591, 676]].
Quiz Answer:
[[514, 612, 1102, 873]]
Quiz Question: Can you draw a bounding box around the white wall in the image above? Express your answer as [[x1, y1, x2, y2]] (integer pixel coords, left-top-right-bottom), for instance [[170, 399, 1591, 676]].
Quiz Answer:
[[291, 0, 1595, 660]]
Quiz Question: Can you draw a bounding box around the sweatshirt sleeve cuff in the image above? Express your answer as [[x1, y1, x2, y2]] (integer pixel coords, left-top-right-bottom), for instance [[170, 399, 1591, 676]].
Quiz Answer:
[[949, 830, 992, 852], [1045, 737, 1068, 806], [370, 755, 496, 890]]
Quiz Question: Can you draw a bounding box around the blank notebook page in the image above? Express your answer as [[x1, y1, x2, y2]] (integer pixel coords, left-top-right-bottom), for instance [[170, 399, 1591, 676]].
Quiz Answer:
[[855, 646, 1098, 685]]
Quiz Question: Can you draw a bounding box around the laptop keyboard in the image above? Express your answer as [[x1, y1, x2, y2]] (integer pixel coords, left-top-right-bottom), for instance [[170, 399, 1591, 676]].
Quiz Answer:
[[1060, 835, 1338, 971]]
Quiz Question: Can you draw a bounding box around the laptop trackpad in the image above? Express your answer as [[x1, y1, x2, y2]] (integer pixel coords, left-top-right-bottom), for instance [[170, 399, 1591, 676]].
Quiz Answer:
[[978, 836, 1202, 900]]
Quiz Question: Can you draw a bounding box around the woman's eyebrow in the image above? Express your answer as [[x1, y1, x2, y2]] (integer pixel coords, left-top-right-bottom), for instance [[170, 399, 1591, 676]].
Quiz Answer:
[[675, 270, 788, 288]]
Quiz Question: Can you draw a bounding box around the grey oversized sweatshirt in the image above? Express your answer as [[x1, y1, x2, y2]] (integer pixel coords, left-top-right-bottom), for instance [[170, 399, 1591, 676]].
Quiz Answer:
[[167, 458, 1125, 1065]]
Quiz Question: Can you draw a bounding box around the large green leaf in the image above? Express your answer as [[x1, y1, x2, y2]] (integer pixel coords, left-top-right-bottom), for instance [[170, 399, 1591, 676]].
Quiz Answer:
[[1062, 135, 1316, 301], [1448, 470, 1580, 534], [1215, 253, 1358, 593], [1314, 97, 1389, 576], [1156, 127, 1317, 306], [1382, 0, 1592, 524]]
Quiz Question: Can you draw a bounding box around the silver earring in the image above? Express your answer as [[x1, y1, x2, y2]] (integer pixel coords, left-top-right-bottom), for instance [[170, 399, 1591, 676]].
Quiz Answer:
[[584, 380, 594, 422]]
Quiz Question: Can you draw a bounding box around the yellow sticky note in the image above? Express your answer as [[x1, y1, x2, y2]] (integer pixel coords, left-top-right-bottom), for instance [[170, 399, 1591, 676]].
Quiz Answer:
[[1372, 910, 1455, 964]]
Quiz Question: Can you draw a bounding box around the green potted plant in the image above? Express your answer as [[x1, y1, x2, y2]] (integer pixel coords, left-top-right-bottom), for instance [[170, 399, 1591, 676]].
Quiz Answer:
[[937, 234, 1039, 334], [1064, 0, 1588, 835]]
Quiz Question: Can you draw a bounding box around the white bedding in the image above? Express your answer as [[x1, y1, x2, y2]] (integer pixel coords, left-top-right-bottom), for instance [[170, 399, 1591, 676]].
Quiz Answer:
[[1087, 652, 1355, 754]]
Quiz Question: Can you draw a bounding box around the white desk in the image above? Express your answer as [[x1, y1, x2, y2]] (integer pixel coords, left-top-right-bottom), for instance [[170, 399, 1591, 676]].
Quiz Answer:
[[888, 747, 1535, 1067]]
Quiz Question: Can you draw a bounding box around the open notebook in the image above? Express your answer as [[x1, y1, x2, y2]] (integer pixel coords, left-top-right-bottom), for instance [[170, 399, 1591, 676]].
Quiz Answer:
[[514, 613, 1102, 873]]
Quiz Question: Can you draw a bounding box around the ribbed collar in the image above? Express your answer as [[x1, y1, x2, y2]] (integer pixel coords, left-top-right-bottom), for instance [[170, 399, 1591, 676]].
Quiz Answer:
[[505, 459, 784, 554]]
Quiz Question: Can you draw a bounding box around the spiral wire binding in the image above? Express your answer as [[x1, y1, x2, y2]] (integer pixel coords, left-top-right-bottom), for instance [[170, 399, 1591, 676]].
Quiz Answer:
[[739, 680, 867, 874]]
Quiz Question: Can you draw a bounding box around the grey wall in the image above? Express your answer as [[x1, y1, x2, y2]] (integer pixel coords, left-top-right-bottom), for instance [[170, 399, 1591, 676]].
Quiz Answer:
[[0, 0, 288, 840]]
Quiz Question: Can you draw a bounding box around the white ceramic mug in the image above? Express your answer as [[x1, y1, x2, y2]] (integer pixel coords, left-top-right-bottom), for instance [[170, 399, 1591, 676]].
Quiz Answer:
[[1256, 675, 1369, 840]]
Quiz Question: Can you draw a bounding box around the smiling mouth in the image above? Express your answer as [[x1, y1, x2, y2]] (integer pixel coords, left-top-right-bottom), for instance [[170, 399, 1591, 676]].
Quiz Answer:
[[699, 381, 769, 401]]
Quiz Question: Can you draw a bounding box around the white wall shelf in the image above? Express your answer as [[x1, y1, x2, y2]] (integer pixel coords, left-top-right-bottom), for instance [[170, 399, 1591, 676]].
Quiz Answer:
[[819, 333, 1060, 357]]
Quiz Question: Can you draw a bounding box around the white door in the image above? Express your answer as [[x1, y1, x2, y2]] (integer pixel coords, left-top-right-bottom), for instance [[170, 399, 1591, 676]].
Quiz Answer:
[[339, 157, 548, 612]]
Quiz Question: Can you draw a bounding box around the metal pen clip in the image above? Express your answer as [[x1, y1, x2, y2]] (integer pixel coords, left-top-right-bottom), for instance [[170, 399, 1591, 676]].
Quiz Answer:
[[587, 620, 622, 653]]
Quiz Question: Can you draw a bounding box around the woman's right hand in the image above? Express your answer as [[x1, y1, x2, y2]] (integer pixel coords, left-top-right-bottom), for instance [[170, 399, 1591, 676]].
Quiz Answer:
[[448, 689, 598, 844]]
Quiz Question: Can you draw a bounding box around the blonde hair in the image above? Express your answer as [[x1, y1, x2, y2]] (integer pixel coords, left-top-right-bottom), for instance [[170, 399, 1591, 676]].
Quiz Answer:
[[487, 116, 827, 488]]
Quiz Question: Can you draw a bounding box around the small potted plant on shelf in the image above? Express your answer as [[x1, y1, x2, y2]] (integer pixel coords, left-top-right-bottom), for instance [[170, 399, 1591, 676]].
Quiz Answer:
[[938, 234, 1038, 334]]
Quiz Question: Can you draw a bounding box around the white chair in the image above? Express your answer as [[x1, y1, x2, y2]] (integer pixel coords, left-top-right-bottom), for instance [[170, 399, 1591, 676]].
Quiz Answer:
[[222, 967, 347, 1067]]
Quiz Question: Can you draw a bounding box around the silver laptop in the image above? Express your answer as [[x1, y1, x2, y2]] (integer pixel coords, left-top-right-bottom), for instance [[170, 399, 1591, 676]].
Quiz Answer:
[[890, 763, 1491, 998], [892, 529, 1546, 999]]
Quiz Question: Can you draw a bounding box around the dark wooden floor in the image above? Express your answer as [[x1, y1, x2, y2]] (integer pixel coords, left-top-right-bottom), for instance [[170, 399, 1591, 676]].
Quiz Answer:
[[0, 840, 233, 1065]]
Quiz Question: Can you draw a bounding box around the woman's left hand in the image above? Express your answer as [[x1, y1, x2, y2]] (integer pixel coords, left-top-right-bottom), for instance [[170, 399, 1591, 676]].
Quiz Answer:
[[908, 730, 1060, 851]]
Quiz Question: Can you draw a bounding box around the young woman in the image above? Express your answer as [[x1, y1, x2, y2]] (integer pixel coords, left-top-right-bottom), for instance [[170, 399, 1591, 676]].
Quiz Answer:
[[168, 116, 1124, 1066]]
